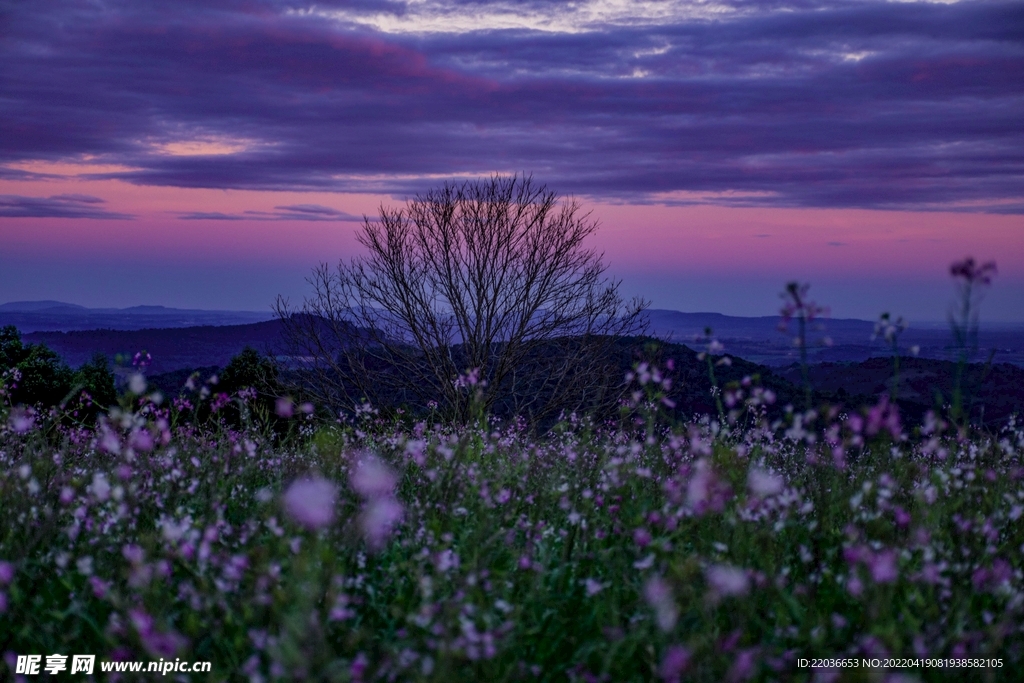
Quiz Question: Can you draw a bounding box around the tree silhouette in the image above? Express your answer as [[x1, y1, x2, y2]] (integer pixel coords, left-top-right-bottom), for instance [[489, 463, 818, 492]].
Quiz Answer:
[[276, 175, 647, 424]]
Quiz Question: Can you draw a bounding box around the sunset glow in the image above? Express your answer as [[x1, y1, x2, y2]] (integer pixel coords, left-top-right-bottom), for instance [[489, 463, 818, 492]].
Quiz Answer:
[[1, 0, 1021, 320]]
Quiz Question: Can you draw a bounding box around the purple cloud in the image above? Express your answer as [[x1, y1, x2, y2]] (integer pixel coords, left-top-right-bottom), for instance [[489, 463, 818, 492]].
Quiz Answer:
[[0, 0, 1021, 211], [0, 194, 134, 219], [176, 204, 364, 221]]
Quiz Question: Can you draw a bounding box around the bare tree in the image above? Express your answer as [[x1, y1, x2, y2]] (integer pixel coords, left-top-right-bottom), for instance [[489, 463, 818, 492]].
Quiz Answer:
[[275, 174, 647, 424]]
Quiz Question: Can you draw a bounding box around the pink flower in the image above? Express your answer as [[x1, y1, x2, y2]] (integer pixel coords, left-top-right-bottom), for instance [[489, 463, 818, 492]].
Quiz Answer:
[[283, 477, 337, 529]]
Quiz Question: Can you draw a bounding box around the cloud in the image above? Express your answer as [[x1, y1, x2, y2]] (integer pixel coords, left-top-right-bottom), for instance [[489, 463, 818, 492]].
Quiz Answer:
[[175, 211, 245, 221], [0, 195, 134, 219], [176, 204, 364, 221], [269, 204, 365, 221], [1, 0, 1021, 212]]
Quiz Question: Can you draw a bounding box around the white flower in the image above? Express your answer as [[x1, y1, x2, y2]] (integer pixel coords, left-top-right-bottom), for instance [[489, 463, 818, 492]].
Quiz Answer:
[[633, 553, 655, 570], [76, 556, 94, 576], [91, 473, 111, 502], [128, 373, 147, 395], [159, 515, 193, 543], [748, 467, 784, 498]]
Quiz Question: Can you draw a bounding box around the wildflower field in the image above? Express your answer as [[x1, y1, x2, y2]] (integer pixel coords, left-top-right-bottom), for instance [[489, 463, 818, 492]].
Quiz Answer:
[[1, 364, 1022, 683]]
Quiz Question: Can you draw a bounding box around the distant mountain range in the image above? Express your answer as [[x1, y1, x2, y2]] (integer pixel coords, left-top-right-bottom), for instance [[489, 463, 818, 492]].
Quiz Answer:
[[5, 301, 1024, 369], [0, 300, 274, 332], [644, 309, 1024, 367]]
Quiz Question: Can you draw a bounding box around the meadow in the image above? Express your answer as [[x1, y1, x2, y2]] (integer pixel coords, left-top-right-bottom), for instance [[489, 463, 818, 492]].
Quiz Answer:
[[1, 360, 1021, 682]]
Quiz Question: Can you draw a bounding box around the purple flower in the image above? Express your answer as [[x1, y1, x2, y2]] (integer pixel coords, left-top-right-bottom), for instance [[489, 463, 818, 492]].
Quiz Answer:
[[350, 652, 368, 682], [142, 630, 188, 659], [283, 477, 337, 529], [130, 608, 154, 636], [350, 455, 398, 498], [868, 550, 899, 584], [686, 459, 730, 514], [644, 576, 678, 632], [275, 397, 294, 418], [843, 545, 871, 566], [360, 497, 403, 549], [659, 645, 691, 682], [128, 429, 154, 452], [633, 528, 652, 548], [435, 549, 460, 572], [350, 455, 403, 549], [8, 407, 34, 434], [727, 649, 759, 682], [950, 257, 997, 285], [89, 576, 111, 599], [991, 558, 1013, 585], [866, 396, 901, 439], [706, 564, 750, 598], [0, 562, 13, 585]]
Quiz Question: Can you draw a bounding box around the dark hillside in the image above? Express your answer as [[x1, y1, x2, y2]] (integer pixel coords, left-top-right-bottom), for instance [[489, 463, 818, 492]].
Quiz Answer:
[[18, 322, 1024, 428], [778, 357, 1024, 426], [24, 320, 288, 374]]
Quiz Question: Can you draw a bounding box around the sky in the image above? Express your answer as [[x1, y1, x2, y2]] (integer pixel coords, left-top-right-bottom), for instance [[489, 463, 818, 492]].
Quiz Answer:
[[1, 0, 1022, 321]]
